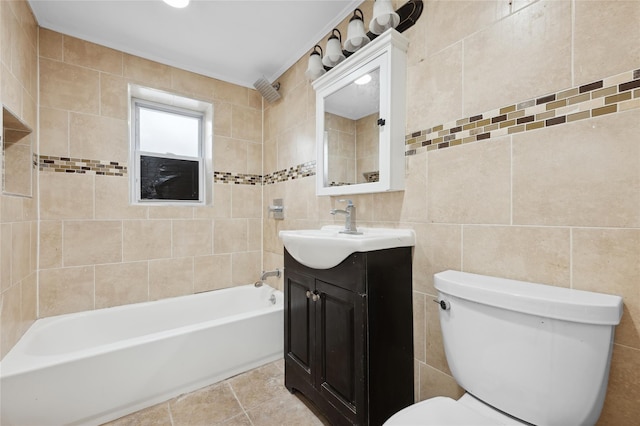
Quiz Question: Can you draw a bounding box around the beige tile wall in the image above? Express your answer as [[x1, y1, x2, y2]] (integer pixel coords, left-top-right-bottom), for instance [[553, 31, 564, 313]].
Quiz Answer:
[[36, 28, 264, 318], [263, 1, 640, 424], [1, 1, 638, 424], [0, 0, 38, 358]]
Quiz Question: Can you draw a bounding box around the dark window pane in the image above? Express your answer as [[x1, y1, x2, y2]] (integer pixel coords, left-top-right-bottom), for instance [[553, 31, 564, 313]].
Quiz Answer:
[[140, 155, 199, 201]]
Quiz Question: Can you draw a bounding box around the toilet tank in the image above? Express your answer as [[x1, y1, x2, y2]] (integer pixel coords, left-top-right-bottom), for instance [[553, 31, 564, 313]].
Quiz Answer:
[[434, 270, 623, 426]]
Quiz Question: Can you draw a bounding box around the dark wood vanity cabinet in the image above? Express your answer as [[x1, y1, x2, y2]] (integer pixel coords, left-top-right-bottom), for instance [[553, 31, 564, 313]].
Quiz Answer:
[[284, 247, 414, 426]]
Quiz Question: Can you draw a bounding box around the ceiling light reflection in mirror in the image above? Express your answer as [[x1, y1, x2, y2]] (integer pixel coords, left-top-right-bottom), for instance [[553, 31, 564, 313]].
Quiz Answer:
[[325, 68, 380, 121], [163, 0, 190, 9]]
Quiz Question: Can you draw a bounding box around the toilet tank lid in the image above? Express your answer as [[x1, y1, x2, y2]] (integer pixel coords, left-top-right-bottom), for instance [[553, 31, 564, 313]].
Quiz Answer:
[[434, 270, 623, 325]]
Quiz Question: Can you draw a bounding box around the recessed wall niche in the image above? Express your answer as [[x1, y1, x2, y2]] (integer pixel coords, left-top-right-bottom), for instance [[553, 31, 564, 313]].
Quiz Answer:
[[2, 107, 33, 197]]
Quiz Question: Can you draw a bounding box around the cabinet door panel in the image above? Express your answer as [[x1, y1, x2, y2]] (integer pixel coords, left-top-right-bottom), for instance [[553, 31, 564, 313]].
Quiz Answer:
[[316, 279, 364, 420], [285, 271, 315, 384]]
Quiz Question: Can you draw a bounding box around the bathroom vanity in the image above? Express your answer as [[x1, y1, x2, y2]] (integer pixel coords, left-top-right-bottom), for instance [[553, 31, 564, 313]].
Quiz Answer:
[[283, 247, 414, 425]]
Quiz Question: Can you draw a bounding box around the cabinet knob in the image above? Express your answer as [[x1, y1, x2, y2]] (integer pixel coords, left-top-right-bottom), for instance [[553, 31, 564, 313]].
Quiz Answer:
[[306, 290, 320, 301]]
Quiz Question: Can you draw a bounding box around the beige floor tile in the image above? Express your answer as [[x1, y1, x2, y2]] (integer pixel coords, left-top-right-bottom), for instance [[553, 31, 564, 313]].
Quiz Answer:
[[217, 413, 252, 426], [104, 403, 172, 426], [246, 391, 327, 426], [227, 363, 286, 410], [169, 382, 243, 426]]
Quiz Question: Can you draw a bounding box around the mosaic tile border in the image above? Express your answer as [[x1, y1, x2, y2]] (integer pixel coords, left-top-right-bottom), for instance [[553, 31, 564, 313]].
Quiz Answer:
[[213, 171, 262, 185], [263, 161, 316, 185], [404, 68, 640, 155], [39, 155, 126, 176], [38, 155, 315, 186]]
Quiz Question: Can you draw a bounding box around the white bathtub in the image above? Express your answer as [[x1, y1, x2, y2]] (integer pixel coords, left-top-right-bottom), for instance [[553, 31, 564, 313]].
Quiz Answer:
[[0, 284, 284, 426]]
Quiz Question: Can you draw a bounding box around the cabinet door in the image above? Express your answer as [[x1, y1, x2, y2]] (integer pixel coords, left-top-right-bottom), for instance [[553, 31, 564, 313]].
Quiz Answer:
[[315, 279, 366, 423], [284, 270, 316, 387]]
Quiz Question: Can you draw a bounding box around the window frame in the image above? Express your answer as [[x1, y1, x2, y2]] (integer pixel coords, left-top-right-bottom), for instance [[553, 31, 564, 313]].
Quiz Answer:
[[128, 84, 213, 206]]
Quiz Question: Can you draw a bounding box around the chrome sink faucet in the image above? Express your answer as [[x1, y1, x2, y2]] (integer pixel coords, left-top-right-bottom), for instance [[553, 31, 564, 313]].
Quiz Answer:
[[330, 199, 362, 235]]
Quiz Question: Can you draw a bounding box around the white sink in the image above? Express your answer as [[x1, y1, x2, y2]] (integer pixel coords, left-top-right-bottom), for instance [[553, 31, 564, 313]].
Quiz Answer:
[[279, 225, 416, 269]]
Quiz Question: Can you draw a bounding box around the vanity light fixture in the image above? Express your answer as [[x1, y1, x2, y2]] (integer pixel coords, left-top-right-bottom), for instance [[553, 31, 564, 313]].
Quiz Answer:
[[163, 0, 190, 8], [369, 0, 400, 34], [305, 45, 326, 81], [322, 29, 345, 68], [354, 74, 372, 85], [306, 0, 423, 82], [344, 9, 370, 52]]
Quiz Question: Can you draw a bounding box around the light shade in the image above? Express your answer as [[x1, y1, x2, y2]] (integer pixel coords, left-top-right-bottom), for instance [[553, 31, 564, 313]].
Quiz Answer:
[[163, 0, 190, 8], [344, 9, 370, 53], [369, 0, 400, 35], [305, 45, 326, 81], [322, 29, 345, 68]]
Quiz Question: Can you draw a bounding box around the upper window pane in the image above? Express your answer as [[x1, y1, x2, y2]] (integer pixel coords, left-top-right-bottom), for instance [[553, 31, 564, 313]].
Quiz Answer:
[[138, 106, 200, 157]]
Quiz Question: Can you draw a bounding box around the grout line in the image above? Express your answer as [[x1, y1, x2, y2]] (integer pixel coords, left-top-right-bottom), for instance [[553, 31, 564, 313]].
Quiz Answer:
[[227, 381, 254, 425], [92, 264, 96, 310], [460, 224, 464, 272], [570, 0, 576, 87], [422, 293, 427, 366], [36, 26, 42, 319], [460, 40, 465, 118], [167, 401, 175, 426], [146, 260, 150, 301], [510, 135, 513, 226], [569, 227, 574, 290]]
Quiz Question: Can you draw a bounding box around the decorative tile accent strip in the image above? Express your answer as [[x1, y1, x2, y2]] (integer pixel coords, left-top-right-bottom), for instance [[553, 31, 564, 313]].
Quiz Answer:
[[262, 161, 316, 185], [39, 155, 126, 176], [38, 154, 316, 186], [405, 68, 640, 156], [363, 171, 379, 183], [213, 171, 262, 185], [328, 170, 380, 187]]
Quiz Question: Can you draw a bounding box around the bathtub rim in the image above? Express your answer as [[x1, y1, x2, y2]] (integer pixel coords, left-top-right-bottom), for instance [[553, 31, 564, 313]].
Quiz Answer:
[[0, 284, 283, 378]]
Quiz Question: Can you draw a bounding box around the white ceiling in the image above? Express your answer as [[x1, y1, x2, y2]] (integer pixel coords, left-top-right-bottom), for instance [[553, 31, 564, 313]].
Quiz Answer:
[[28, 0, 363, 89]]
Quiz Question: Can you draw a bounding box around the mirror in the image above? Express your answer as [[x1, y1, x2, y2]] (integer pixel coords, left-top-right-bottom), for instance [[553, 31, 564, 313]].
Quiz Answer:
[[2, 107, 33, 198], [313, 29, 408, 196], [324, 68, 380, 187]]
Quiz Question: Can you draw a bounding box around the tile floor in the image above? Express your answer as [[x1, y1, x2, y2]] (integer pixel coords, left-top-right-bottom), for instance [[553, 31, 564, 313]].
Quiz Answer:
[[104, 359, 329, 426]]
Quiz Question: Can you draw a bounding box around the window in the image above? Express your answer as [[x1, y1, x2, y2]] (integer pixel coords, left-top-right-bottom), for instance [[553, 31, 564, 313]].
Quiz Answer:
[[129, 85, 213, 205]]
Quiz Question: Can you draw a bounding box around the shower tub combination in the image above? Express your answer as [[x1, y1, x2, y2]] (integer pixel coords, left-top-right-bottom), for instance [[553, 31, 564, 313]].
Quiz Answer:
[[1, 284, 284, 425]]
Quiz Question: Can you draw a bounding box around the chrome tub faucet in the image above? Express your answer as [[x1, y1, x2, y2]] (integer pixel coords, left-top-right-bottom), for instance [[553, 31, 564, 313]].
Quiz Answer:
[[254, 268, 281, 287]]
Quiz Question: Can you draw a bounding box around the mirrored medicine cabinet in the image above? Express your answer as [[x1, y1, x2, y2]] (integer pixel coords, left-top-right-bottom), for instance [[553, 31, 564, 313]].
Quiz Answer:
[[312, 29, 408, 196]]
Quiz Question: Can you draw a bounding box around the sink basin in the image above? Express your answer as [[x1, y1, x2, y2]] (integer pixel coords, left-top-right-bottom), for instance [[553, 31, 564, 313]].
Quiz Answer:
[[279, 226, 416, 269]]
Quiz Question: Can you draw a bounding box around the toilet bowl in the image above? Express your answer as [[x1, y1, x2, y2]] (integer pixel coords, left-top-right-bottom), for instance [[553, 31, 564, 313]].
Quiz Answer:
[[386, 394, 525, 425], [385, 270, 623, 426]]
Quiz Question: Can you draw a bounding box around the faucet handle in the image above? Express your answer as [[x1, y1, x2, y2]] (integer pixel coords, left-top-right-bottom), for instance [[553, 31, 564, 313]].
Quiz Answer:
[[338, 199, 354, 207]]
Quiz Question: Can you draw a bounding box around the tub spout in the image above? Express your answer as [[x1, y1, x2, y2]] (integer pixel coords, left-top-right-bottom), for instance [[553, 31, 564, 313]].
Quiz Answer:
[[260, 268, 281, 281], [255, 268, 282, 287]]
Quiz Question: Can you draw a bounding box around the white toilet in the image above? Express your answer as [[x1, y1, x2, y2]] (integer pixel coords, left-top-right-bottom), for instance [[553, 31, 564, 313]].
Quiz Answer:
[[385, 270, 623, 426]]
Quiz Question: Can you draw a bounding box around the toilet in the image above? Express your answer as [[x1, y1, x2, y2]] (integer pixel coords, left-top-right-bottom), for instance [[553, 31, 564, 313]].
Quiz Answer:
[[385, 270, 623, 426]]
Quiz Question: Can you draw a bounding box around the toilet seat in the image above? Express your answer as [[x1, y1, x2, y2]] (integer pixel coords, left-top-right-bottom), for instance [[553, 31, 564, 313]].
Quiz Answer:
[[384, 394, 526, 426]]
